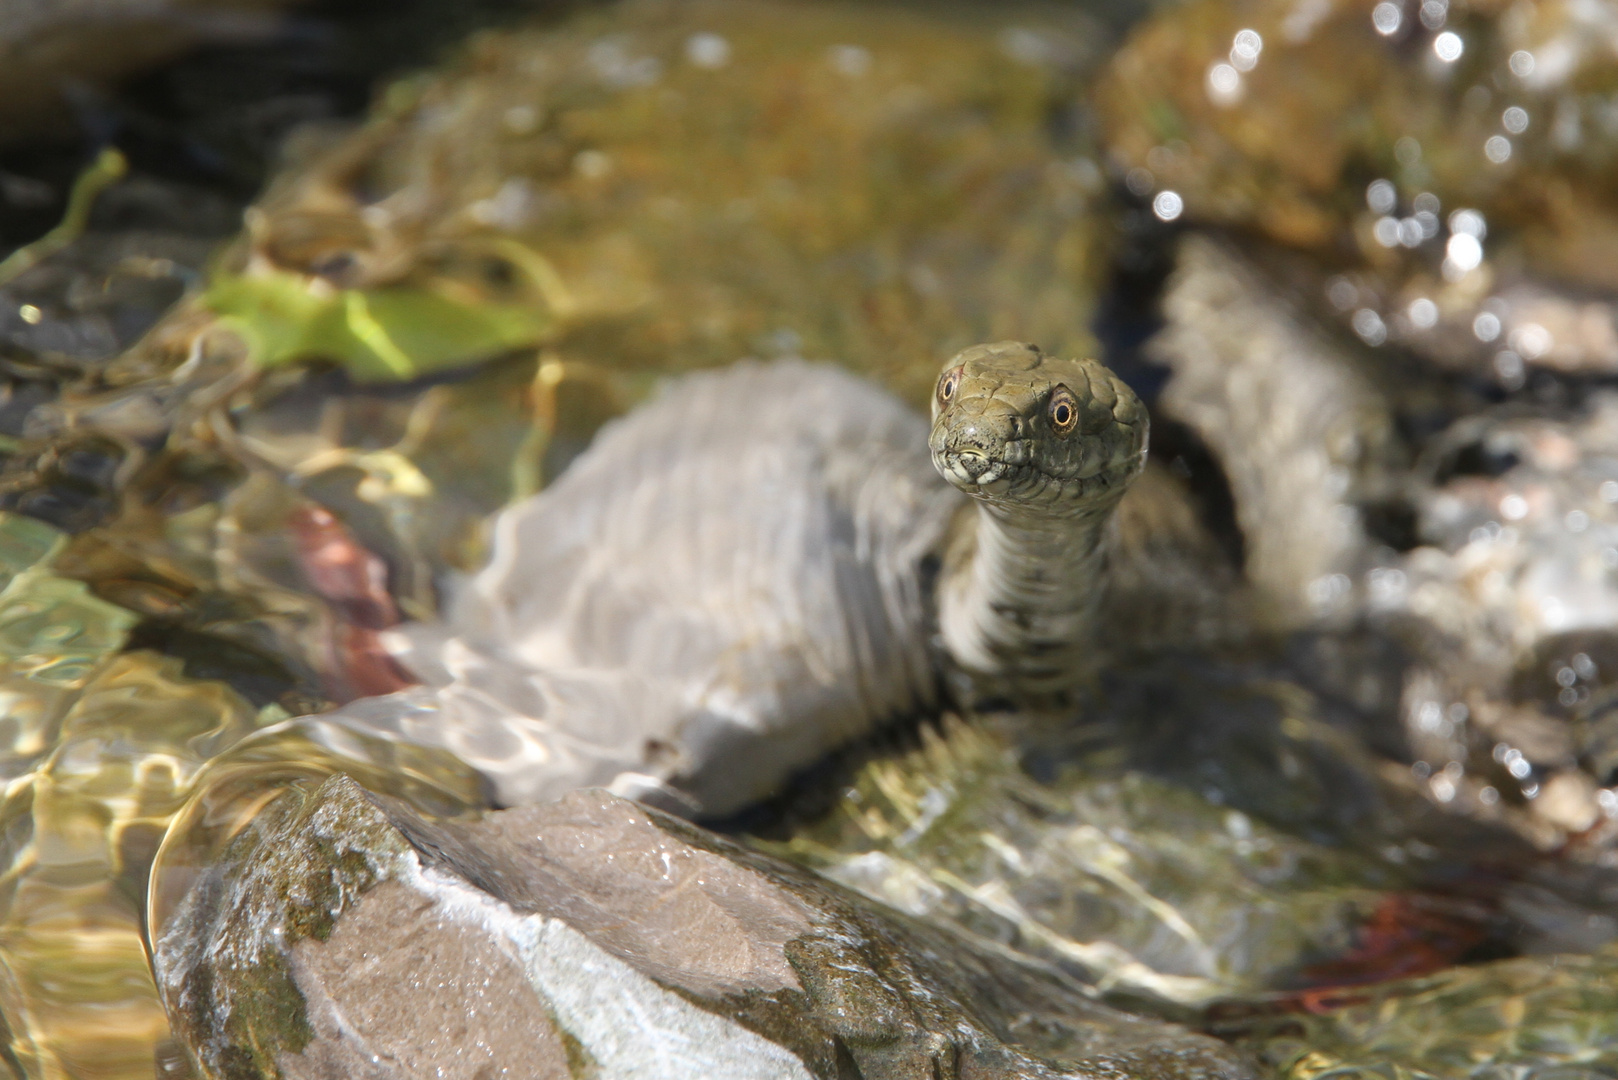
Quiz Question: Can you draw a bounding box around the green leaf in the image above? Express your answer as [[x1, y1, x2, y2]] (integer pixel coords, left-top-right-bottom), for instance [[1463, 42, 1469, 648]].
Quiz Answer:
[[204, 265, 559, 383]]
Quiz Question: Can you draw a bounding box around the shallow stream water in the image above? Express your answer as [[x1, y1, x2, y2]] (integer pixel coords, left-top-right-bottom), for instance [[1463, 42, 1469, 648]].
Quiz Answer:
[[2, 0, 1618, 1077]]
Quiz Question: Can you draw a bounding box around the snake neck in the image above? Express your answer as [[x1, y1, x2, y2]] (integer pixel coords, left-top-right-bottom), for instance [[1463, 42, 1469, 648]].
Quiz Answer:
[[937, 494, 1121, 696]]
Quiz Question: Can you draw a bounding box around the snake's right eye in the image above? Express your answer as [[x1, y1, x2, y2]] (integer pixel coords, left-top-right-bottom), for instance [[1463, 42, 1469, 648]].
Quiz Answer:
[[938, 367, 962, 405]]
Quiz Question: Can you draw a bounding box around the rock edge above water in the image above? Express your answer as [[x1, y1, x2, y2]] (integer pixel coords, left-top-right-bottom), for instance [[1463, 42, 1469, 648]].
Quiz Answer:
[[152, 774, 1255, 1080]]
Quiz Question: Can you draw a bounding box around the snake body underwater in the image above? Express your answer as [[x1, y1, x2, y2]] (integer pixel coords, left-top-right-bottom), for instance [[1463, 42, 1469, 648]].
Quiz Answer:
[[320, 341, 1204, 816]]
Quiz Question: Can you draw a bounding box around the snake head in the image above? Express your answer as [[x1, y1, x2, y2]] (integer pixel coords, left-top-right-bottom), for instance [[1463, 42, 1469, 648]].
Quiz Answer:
[[928, 341, 1148, 510]]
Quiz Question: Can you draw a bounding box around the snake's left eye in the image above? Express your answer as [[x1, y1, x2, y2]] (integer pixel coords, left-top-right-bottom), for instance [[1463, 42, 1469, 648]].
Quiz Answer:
[[938, 366, 963, 404], [1048, 385, 1079, 435]]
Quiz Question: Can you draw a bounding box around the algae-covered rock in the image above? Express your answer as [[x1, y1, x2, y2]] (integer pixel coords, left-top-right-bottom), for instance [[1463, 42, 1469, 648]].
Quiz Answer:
[[1096, 0, 1618, 380], [153, 774, 1255, 1080]]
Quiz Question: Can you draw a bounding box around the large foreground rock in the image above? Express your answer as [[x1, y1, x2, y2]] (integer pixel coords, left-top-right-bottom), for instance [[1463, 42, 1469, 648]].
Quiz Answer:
[[152, 775, 1254, 1080]]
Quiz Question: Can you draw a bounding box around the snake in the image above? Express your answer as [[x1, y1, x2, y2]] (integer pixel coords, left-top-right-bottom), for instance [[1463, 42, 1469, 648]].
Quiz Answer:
[[312, 340, 1156, 817]]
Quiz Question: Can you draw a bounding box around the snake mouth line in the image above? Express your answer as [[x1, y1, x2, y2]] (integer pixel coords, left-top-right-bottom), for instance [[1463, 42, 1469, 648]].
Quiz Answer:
[[934, 450, 1032, 495], [932, 449, 1143, 507]]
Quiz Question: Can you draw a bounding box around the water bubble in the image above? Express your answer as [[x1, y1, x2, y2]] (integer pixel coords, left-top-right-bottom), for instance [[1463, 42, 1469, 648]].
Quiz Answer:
[[1327, 276, 1359, 310], [1419, 0, 1448, 29], [1000, 27, 1055, 66], [1413, 191, 1441, 215], [1066, 157, 1103, 192], [1599, 788, 1618, 817], [1373, 216, 1401, 246], [1606, 546, 1618, 568], [1230, 29, 1263, 71], [1499, 493, 1529, 520], [1485, 135, 1513, 163], [1573, 652, 1598, 680], [1433, 31, 1464, 63], [589, 40, 663, 88], [1415, 210, 1440, 238], [1283, 0, 1333, 42], [1473, 310, 1501, 341], [1567, 509, 1589, 533], [1479, 785, 1500, 805], [1510, 322, 1552, 359], [828, 44, 871, 77], [574, 149, 612, 178], [1446, 232, 1483, 274], [1408, 297, 1439, 328], [1509, 50, 1536, 77], [1557, 665, 1579, 688], [16, 304, 40, 325], [685, 32, 731, 68], [1398, 217, 1425, 247], [1502, 106, 1530, 134], [1372, 1, 1403, 35], [1412, 760, 1433, 779], [1151, 190, 1184, 221], [1353, 308, 1388, 345], [1366, 179, 1398, 215], [1207, 62, 1242, 105], [1508, 755, 1533, 779], [1307, 572, 1353, 608], [1431, 773, 1457, 802], [1395, 136, 1423, 165], [1602, 479, 1618, 504], [502, 104, 540, 134], [1449, 208, 1487, 238], [1126, 167, 1155, 197]]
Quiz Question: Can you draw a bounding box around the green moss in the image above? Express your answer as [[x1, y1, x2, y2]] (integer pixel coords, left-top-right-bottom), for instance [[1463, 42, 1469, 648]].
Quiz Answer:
[[166, 776, 416, 1079]]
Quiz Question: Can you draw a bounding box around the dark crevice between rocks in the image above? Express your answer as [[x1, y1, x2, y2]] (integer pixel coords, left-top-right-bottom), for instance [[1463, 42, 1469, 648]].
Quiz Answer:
[[1092, 200, 1249, 574], [2, 0, 593, 240], [702, 709, 953, 842], [124, 622, 309, 709]]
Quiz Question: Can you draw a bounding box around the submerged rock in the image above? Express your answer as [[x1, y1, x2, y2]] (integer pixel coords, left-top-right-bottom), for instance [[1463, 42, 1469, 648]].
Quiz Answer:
[[196, 0, 1110, 397], [1232, 945, 1618, 1078], [345, 361, 955, 816], [1, 0, 1123, 714], [153, 774, 1255, 1080]]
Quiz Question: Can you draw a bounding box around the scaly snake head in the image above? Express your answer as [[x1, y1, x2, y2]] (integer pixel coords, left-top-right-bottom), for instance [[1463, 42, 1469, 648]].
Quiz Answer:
[[929, 341, 1148, 510]]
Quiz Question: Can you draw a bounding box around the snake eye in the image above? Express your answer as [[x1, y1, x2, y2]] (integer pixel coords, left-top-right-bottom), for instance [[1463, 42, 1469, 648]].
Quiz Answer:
[[1048, 384, 1079, 435], [938, 366, 963, 405]]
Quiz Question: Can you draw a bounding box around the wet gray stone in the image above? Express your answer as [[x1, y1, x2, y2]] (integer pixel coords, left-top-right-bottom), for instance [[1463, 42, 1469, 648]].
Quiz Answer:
[[1150, 236, 1400, 629], [152, 774, 1257, 1080]]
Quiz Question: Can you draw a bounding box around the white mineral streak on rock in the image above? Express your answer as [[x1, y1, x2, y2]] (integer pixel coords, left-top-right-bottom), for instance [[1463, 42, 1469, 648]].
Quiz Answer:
[[521, 920, 814, 1080], [399, 871, 813, 1080], [277, 789, 818, 1079]]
